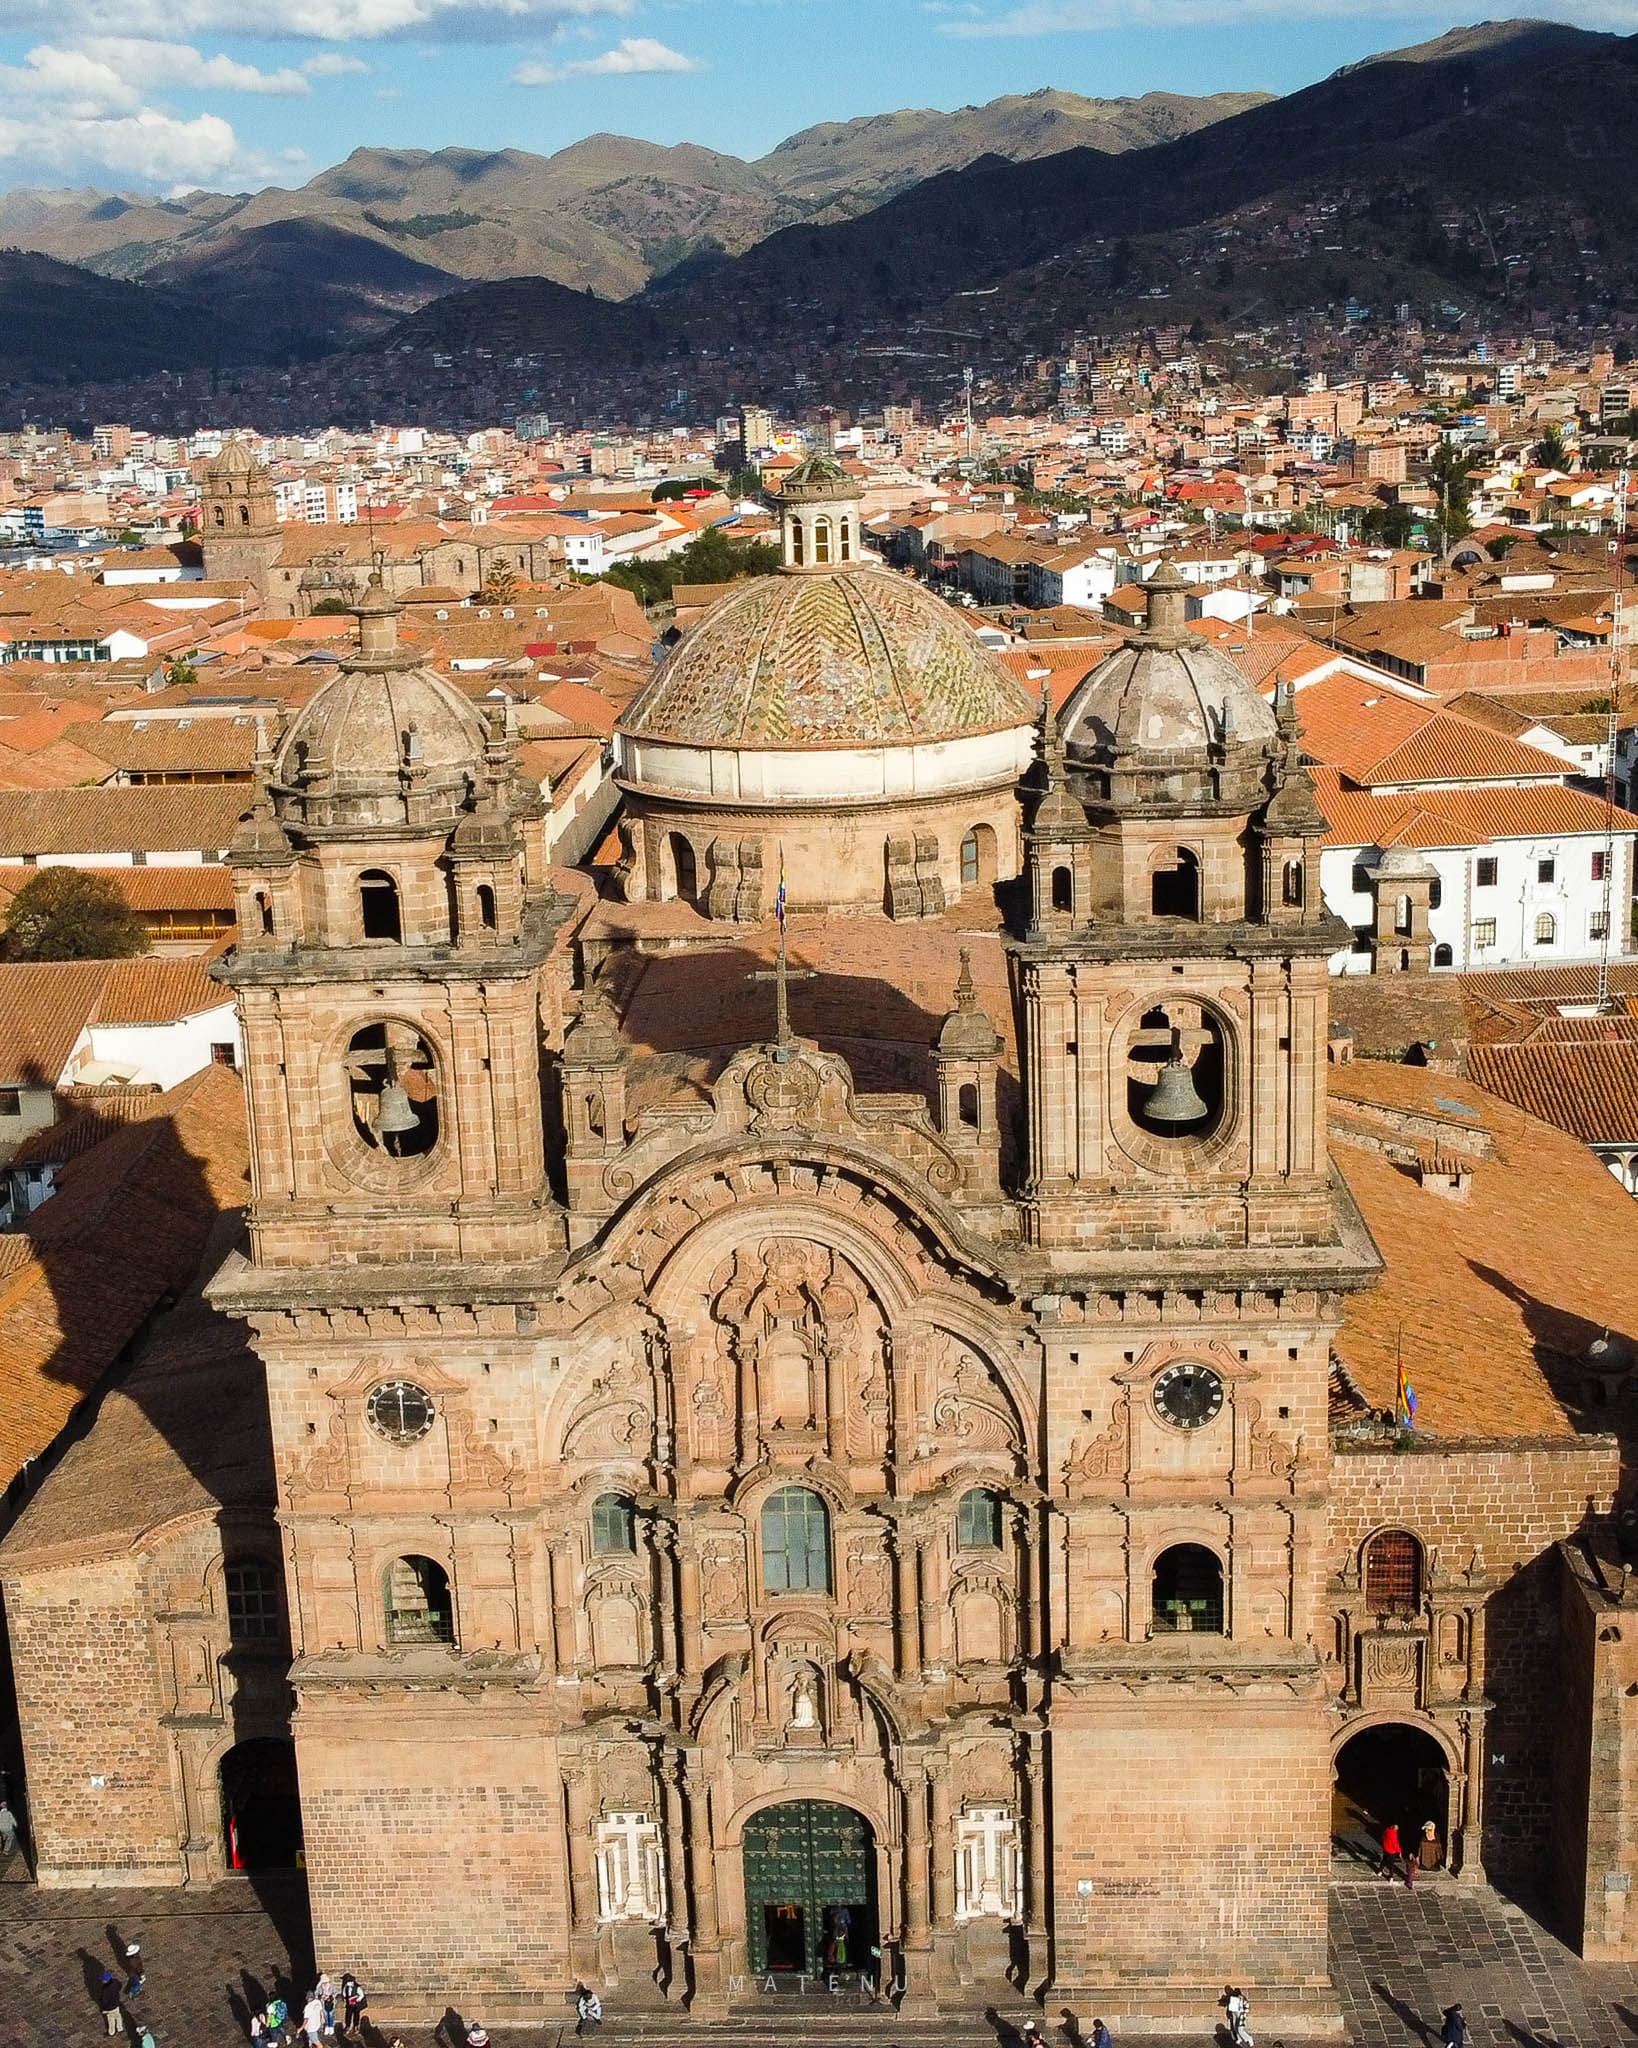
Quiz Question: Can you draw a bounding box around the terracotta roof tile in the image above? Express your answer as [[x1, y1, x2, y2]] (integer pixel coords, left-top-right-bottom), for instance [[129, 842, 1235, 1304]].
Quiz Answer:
[[0, 786, 247, 856], [1467, 1041, 1638, 1142]]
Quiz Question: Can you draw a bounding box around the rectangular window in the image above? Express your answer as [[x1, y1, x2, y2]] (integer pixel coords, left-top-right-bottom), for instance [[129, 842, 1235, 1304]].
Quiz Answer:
[[1591, 911, 1610, 941], [224, 1564, 279, 1642], [0, 1088, 19, 1116], [1473, 918, 1497, 947], [1592, 850, 1608, 882], [1475, 857, 1498, 888], [1538, 858, 1556, 884]]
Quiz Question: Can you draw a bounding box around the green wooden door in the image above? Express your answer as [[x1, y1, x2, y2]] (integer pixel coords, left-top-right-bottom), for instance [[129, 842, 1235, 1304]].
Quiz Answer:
[[743, 1800, 876, 1977]]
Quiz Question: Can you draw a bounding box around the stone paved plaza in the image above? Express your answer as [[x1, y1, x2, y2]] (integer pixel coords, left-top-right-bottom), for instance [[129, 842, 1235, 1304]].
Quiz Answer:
[[6, 1873, 1638, 2048]]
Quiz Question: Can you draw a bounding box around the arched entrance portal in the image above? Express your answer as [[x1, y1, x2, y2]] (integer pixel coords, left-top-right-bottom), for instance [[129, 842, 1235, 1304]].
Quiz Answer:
[[743, 1800, 878, 1979], [1333, 1722, 1450, 1869], [220, 1738, 302, 1872]]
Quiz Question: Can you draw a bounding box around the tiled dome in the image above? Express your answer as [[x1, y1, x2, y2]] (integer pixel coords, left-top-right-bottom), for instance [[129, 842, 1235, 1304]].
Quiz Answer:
[[621, 570, 1034, 750]]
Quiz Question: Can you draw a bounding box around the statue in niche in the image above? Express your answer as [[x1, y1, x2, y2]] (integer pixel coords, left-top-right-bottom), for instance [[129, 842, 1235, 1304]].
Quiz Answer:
[[788, 1664, 822, 1732]]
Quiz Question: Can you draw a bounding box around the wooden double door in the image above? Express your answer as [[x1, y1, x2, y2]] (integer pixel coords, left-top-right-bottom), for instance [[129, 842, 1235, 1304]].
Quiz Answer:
[[743, 1800, 877, 1978]]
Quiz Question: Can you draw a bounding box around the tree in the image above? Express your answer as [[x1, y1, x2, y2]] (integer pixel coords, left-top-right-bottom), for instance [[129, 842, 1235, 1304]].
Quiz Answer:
[[3, 868, 148, 961], [651, 479, 693, 502], [723, 466, 764, 499], [310, 596, 352, 616], [114, 528, 143, 547], [1426, 442, 1474, 547], [479, 561, 521, 606], [1534, 424, 1568, 469]]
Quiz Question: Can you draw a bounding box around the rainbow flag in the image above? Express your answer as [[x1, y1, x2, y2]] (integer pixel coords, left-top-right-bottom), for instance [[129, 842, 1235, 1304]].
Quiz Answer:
[[776, 855, 787, 931], [1397, 1357, 1418, 1428]]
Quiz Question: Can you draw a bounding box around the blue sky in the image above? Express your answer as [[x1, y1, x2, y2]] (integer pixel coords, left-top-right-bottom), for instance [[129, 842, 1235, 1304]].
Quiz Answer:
[[0, 0, 1634, 196]]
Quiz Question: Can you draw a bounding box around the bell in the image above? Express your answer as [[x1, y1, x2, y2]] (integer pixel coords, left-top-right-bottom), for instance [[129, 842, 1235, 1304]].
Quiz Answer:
[[1142, 1048, 1209, 1126], [374, 1080, 419, 1139]]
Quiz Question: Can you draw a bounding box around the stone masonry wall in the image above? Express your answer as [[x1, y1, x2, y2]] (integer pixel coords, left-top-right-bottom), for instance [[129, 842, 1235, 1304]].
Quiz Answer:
[[1050, 1692, 1331, 2006], [297, 1705, 568, 2020], [4, 1557, 181, 1884]]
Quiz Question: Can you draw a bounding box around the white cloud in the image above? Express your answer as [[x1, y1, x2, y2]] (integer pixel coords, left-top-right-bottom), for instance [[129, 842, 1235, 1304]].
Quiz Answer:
[[941, 0, 1638, 30], [0, 0, 634, 41], [512, 34, 704, 82], [302, 50, 372, 74], [0, 104, 281, 187], [0, 40, 306, 188]]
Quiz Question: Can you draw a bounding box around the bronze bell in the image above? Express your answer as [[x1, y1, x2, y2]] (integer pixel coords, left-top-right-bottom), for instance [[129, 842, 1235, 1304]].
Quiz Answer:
[[374, 1079, 420, 1141], [1142, 1035, 1209, 1126]]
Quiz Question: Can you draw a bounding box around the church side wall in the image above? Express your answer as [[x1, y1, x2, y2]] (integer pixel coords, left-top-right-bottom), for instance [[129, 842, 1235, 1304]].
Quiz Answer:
[[1328, 1442, 1617, 1885], [3, 1557, 182, 1885], [296, 1700, 567, 2019]]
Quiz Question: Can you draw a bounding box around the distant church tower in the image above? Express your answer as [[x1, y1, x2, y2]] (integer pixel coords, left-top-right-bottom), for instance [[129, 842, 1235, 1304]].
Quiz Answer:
[[200, 437, 282, 598], [1010, 558, 1376, 2018]]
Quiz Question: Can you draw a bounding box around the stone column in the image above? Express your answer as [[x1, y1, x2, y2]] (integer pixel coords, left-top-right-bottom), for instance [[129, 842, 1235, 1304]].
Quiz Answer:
[[930, 1762, 958, 1986], [899, 1766, 935, 2014], [656, 1749, 689, 2002], [1019, 1720, 1051, 1995], [890, 1520, 919, 1679], [679, 1751, 726, 2017], [549, 1530, 579, 1674], [562, 1763, 602, 1980]]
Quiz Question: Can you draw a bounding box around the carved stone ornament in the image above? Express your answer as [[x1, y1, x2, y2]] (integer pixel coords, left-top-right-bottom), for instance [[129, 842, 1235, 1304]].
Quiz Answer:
[[743, 1054, 822, 1132], [1063, 1395, 1130, 1494], [285, 1408, 350, 1503]]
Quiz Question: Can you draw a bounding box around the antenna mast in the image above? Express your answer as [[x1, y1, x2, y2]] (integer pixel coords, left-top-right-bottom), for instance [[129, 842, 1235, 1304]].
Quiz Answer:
[[1596, 464, 1629, 1015]]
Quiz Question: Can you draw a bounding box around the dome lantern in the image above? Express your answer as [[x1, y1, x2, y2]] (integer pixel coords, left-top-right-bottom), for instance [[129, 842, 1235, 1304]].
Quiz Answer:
[[773, 452, 865, 573]]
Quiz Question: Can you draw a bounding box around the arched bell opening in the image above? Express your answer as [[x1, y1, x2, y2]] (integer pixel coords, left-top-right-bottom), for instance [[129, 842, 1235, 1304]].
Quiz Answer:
[[1150, 847, 1201, 919], [345, 1023, 440, 1158], [1126, 1002, 1226, 1141]]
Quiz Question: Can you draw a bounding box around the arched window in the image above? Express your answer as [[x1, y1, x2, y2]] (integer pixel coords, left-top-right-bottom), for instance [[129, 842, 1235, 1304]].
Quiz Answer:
[[254, 891, 274, 937], [839, 519, 853, 563], [761, 1486, 831, 1594], [1429, 876, 1443, 911], [224, 1562, 280, 1643], [359, 869, 402, 943], [1282, 860, 1304, 907], [1535, 912, 1557, 945], [477, 883, 497, 932], [591, 1493, 637, 1555], [384, 1555, 454, 1645], [668, 833, 697, 905], [813, 518, 833, 566], [239, 505, 250, 527], [1433, 942, 1454, 968], [957, 1081, 980, 1129], [1151, 848, 1200, 919], [1364, 1530, 1422, 1615], [1051, 865, 1073, 913], [792, 519, 805, 567], [957, 1487, 1003, 1550], [1152, 1544, 1223, 1633], [961, 831, 981, 887], [213, 505, 226, 529]]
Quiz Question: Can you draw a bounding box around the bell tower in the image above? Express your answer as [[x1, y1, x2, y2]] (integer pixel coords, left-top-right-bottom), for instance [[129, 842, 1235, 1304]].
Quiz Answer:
[[1010, 561, 1379, 2025], [200, 436, 282, 599], [215, 576, 563, 1271]]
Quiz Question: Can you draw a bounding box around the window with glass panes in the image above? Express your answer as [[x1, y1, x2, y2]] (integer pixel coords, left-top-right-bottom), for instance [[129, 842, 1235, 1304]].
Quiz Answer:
[[761, 1487, 831, 1593], [591, 1493, 637, 1554], [957, 1487, 1003, 1549]]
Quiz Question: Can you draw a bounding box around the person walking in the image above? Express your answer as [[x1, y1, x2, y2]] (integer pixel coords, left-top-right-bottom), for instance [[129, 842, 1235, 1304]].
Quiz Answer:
[[1441, 2006, 1468, 2048], [265, 1996, 290, 2048], [302, 1992, 325, 2048], [97, 1970, 124, 2037], [1380, 1823, 1405, 1885], [0, 1797, 17, 1859], [338, 1974, 366, 2039], [576, 1987, 603, 2038], [124, 1941, 146, 1997], [1225, 1987, 1249, 2045], [314, 1975, 336, 2037], [1092, 2020, 1113, 2048]]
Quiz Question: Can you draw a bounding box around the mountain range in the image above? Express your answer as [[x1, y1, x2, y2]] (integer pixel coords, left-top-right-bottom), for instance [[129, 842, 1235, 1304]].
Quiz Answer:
[[0, 87, 1266, 336], [1, 21, 1635, 392]]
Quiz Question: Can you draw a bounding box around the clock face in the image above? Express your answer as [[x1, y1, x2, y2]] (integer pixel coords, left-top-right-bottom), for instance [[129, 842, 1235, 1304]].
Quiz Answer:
[[366, 1379, 436, 1445], [1152, 1361, 1225, 1431]]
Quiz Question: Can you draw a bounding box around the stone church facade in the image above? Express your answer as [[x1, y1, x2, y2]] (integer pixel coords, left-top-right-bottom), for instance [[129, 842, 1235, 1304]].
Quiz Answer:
[[4, 503, 1636, 2027]]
